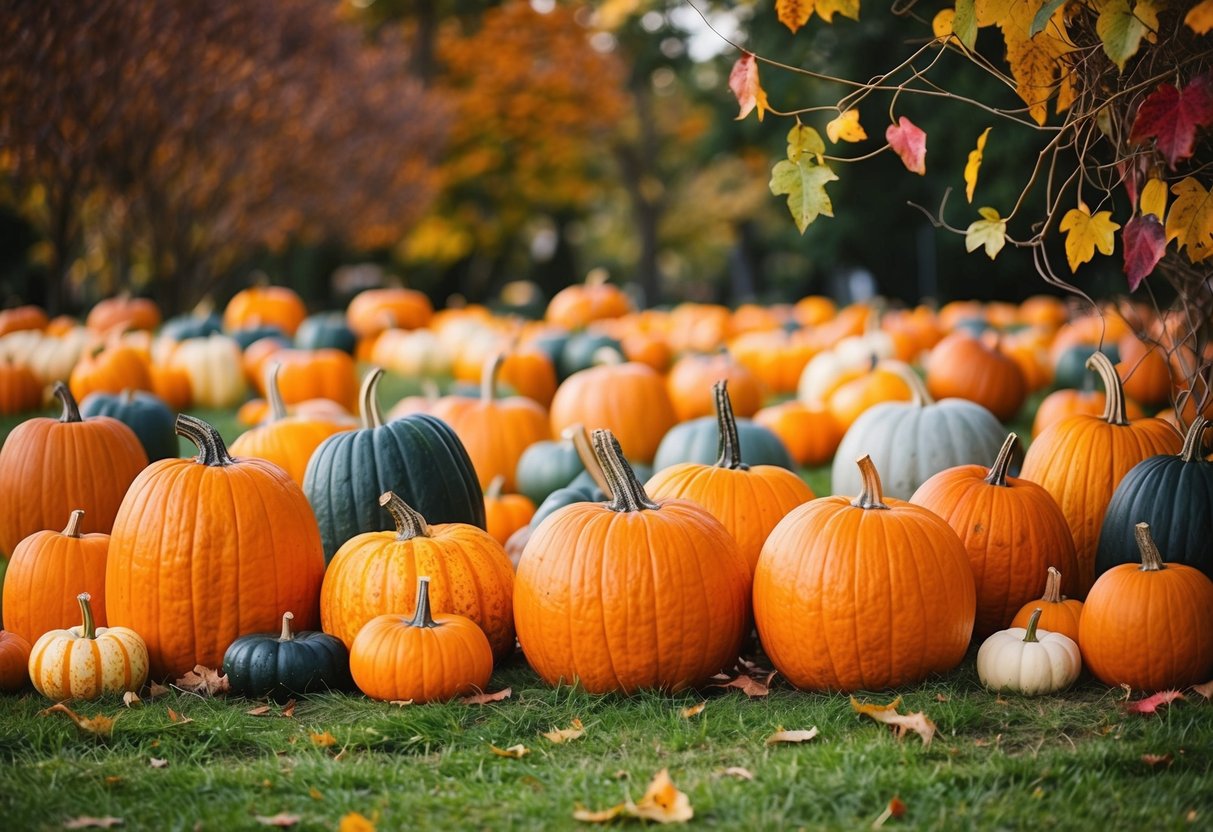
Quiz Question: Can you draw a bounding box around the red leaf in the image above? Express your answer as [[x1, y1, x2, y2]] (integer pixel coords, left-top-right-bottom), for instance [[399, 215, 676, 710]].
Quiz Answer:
[[1123, 690, 1185, 715], [1123, 214, 1167, 290], [728, 52, 769, 122], [1129, 74, 1213, 169], [886, 117, 927, 175]]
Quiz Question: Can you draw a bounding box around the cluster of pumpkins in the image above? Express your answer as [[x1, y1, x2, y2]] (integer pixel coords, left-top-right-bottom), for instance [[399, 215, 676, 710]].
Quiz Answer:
[[0, 280, 1210, 706]]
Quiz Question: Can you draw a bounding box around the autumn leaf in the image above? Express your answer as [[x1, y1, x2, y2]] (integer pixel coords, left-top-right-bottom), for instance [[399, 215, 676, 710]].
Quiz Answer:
[[1140, 177, 1167, 220], [174, 665, 230, 696], [166, 708, 193, 725], [254, 813, 301, 827], [814, 0, 859, 23], [338, 812, 377, 832], [628, 769, 694, 824], [460, 687, 512, 705], [1123, 690, 1185, 715], [777, 0, 813, 34], [122, 691, 142, 708], [147, 682, 170, 698], [1141, 753, 1174, 767], [491, 744, 530, 758], [765, 726, 820, 745], [965, 207, 1007, 260], [281, 700, 297, 718], [1187, 0, 1213, 34], [63, 818, 124, 829], [964, 127, 991, 202], [932, 9, 955, 38], [542, 718, 586, 743], [1060, 205, 1120, 271], [1166, 176, 1213, 261], [1122, 214, 1167, 290], [711, 670, 776, 698], [997, 2, 1077, 125], [951, 0, 978, 50], [787, 123, 826, 163], [40, 703, 118, 737], [886, 117, 927, 174], [729, 52, 770, 122], [770, 157, 838, 233], [149, 758, 169, 769], [573, 804, 626, 824], [850, 696, 937, 746], [872, 796, 908, 829], [680, 702, 706, 719], [246, 705, 273, 717], [309, 730, 338, 747], [1129, 75, 1213, 169], [1097, 0, 1160, 72], [1191, 679, 1213, 700], [827, 109, 867, 143]]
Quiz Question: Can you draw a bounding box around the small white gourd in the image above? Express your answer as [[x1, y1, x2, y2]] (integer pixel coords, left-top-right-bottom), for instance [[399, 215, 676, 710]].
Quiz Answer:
[[976, 608, 1081, 696]]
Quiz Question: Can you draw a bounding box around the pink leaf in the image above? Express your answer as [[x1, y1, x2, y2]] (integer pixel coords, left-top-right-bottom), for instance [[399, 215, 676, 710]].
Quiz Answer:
[[886, 117, 927, 175], [1129, 74, 1213, 169], [1123, 690, 1185, 715], [728, 52, 769, 122], [1123, 214, 1167, 291]]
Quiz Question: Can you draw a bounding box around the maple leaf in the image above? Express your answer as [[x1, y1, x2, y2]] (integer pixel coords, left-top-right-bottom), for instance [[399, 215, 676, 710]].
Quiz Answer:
[[770, 157, 838, 233], [964, 127, 991, 202], [166, 708, 193, 725], [777, 0, 813, 33], [886, 117, 927, 174], [254, 813, 301, 827], [40, 703, 118, 737], [1123, 690, 1185, 715], [63, 818, 124, 829], [729, 52, 770, 122], [490, 744, 530, 758], [787, 123, 826, 163], [1060, 205, 1120, 271], [1130, 75, 1213, 169], [765, 726, 820, 745], [711, 670, 776, 698], [850, 696, 937, 746], [827, 109, 867, 143], [459, 687, 512, 705], [965, 207, 1007, 259], [628, 769, 694, 824], [1122, 214, 1167, 290], [1097, 0, 1160, 72], [310, 730, 338, 747], [992, 1, 1076, 125], [338, 812, 377, 832], [1140, 177, 1167, 220], [174, 665, 230, 696], [680, 702, 706, 719], [815, 0, 859, 23], [1191, 679, 1213, 700], [542, 718, 586, 743], [1166, 176, 1213, 261], [1187, 0, 1213, 34]]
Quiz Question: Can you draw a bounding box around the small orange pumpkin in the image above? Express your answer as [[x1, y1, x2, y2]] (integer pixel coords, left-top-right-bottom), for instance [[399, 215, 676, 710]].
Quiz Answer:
[[483, 476, 536, 545], [148, 363, 192, 411], [825, 358, 912, 431], [549, 360, 676, 464], [666, 352, 763, 422], [262, 349, 358, 411], [1010, 567, 1082, 643], [0, 630, 32, 691], [0, 360, 43, 415], [0, 305, 49, 336], [347, 288, 433, 337], [1031, 386, 1146, 438], [753, 401, 842, 468], [925, 332, 1027, 422], [69, 343, 153, 402], [1116, 334, 1171, 408], [223, 285, 307, 337]]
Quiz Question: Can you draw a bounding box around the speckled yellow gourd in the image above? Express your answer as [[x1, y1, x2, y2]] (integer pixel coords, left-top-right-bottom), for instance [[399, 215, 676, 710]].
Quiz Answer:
[[28, 592, 148, 700]]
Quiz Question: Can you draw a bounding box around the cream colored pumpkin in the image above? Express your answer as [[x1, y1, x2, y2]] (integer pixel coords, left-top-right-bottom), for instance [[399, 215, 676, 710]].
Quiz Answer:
[[29, 593, 149, 701], [976, 608, 1080, 696], [171, 334, 246, 407]]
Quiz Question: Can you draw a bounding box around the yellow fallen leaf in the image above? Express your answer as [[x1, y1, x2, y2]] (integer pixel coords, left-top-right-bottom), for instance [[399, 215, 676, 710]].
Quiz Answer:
[[680, 702, 706, 719], [39, 703, 118, 737], [308, 788, 323, 801], [628, 769, 693, 824], [542, 718, 585, 743], [246, 705, 272, 717], [851, 696, 937, 746], [166, 708, 193, 725], [490, 744, 530, 758], [573, 804, 626, 823], [338, 812, 377, 832], [309, 730, 338, 748], [766, 726, 820, 745], [460, 687, 512, 705], [720, 766, 754, 781]]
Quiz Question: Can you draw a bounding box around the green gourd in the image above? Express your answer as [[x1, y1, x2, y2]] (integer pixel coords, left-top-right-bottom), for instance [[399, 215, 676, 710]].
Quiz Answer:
[[222, 612, 350, 701]]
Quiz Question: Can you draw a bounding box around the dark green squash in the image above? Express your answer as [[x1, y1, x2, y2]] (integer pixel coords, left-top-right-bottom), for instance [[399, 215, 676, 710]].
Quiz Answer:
[[295, 312, 356, 354], [303, 368, 485, 562], [652, 414, 795, 473], [79, 389, 178, 462], [558, 332, 621, 379], [223, 611, 351, 701], [1096, 417, 1213, 581], [160, 313, 223, 341], [515, 437, 583, 505], [228, 325, 286, 351], [1053, 345, 1120, 390]]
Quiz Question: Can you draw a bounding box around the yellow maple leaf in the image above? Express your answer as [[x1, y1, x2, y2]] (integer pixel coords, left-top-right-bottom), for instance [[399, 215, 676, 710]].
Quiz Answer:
[[814, 0, 860, 23], [628, 769, 694, 824], [983, 0, 1076, 125], [1187, 0, 1213, 34], [777, 0, 814, 33], [933, 8, 956, 37], [1140, 178, 1167, 221], [826, 109, 867, 143], [1096, 0, 1160, 72], [1166, 177, 1213, 262], [1060, 205, 1120, 271], [965, 127, 991, 202], [965, 207, 1008, 260], [542, 719, 586, 743]]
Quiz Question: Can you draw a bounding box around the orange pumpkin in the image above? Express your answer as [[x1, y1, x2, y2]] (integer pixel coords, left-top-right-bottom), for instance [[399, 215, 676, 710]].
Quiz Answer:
[[320, 491, 515, 659], [0, 305, 48, 336], [0, 383, 147, 557], [223, 285, 307, 337], [728, 329, 817, 394], [1031, 387, 1146, 438], [549, 360, 676, 464], [261, 349, 358, 411], [86, 295, 161, 334], [926, 332, 1027, 422], [619, 330, 672, 373], [646, 381, 814, 572], [148, 363, 192, 410], [498, 344, 558, 408], [753, 455, 976, 691], [349, 576, 493, 703], [545, 272, 632, 330], [1, 509, 109, 644], [347, 288, 433, 337], [1079, 523, 1213, 691], [825, 359, 912, 431], [1019, 295, 1069, 330], [792, 295, 836, 326], [666, 303, 733, 353], [0, 630, 31, 691], [0, 360, 43, 414], [484, 476, 536, 545], [910, 433, 1080, 638], [1116, 334, 1171, 408], [1010, 567, 1082, 644], [69, 343, 153, 402], [753, 401, 842, 468], [666, 352, 762, 422], [1021, 352, 1181, 595], [105, 415, 325, 679], [242, 336, 289, 386], [514, 430, 751, 693]]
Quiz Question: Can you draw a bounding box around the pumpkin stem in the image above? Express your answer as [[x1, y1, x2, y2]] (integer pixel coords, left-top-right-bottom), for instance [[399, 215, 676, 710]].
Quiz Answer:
[[1179, 417, 1209, 463], [712, 379, 748, 471], [850, 455, 890, 510], [1134, 522, 1165, 571], [481, 352, 505, 403], [379, 491, 431, 540], [1022, 608, 1042, 643], [486, 475, 505, 500], [279, 611, 295, 641], [1042, 566, 1064, 603], [408, 576, 439, 629], [564, 423, 612, 498], [882, 361, 934, 407], [121, 389, 136, 405], [421, 378, 440, 402], [77, 592, 96, 640], [592, 429, 659, 512], [1086, 351, 1129, 426], [53, 382, 82, 423], [62, 509, 85, 538], [983, 433, 1019, 487], [176, 414, 235, 466], [359, 367, 386, 429], [592, 346, 625, 366], [266, 363, 289, 422]]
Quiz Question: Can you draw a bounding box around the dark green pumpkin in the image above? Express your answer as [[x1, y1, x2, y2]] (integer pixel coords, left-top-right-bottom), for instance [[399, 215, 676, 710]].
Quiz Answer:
[[1096, 417, 1213, 581], [652, 415, 794, 472], [229, 325, 286, 350], [223, 611, 350, 701], [295, 313, 356, 354], [79, 389, 178, 461], [515, 438, 583, 505], [527, 332, 569, 374], [161, 313, 223, 341], [558, 332, 621, 379], [1053, 345, 1120, 390], [303, 368, 485, 562], [530, 482, 605, 529]]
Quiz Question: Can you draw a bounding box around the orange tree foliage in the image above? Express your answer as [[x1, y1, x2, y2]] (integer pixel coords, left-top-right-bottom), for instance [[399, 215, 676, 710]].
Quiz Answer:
[[0, 0, 445, 313]]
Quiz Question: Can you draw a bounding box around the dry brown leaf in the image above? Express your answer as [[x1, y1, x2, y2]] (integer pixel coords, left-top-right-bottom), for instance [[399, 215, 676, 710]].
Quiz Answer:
[[490, 744, 530, 758], [174, 665, 230, 696], [1123, 690, 1185, 715], [850, 696, 936, 746], [459, 687, 512, 705], [254, 813, 301, 827], [1191, 679, 1213, 700], [542, 719, 586, 743], [308, 788, 323, 801], [280, 700, 297, 718], [720, 766, 754, 781], [388, 699, 414, 707], [39, 703, 118, 737], [711, 671, 775, 698], [122, 691, 141, 708], [573, 804, 626, 823], [309, 730, 337, 747], [103, 776, 123, 787], [1141, 753, 1174, 767], [872, 796, 907, 828], [765, 726, 820, 745], [680, 702, 706, 719], [628, 769, 693, 824], [934, 694, 950, 702], [146, 682, 170, 698], [166, 708, 193, 725], [246, 705, 272, 717], [63, 818, 123, 829], [338, 812, 377, 832], [148, 758, 169, 769]]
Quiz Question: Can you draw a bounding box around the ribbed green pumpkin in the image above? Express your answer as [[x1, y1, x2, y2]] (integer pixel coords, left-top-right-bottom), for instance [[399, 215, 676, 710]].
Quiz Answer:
[[515, 437, 583, 505], [295, 313, 356, 354], [222, 611, 350, 701], [652, 415, 794, 472], [79, 389, 178, 462], [303, 369, 485, 562], [1054, 345, 1120, 390], [558, 332, 621, 379]]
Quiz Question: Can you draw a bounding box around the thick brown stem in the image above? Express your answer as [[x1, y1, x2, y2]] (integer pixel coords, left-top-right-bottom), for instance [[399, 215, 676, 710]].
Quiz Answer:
[[176, 415, 235, 466], [983, 433, 1019, 487], [77, 592, 96, 640], [1086, 352, 1129, 426], [481, 352, 505, 402], [713, 379, 747, 471], [61, 509, 84, 538], [1022, 608, 1042, 643], [592, 429, 658, 512], [1180, 417, 1209, 463], [266, 363, 289, 422], [409, 576, 439, 629], [564, 423, 612, 498], [279, 611, 295, 641], [379, 491, 431, 541], [360, 368, 386, 429], [53, 382, 82, 423], [1042, 567, 1064, 603], [881, 361, 934, 407], [850, 455, 890, 510], [1134, 522, 1165, 571]]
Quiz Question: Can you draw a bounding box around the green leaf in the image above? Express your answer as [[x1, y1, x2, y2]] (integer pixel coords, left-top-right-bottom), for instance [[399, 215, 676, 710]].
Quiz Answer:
[[965, 206, 1007, 260], [954, 0, 978, 50], [770, 157, 838, 233], [1096, 0, 1159, 72], [786, 123, 826, 163], [1030, 0, 1068, 37]]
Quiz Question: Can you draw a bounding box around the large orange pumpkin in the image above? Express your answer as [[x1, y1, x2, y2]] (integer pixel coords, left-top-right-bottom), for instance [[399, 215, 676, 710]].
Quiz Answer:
[[1010, 567, 1083, 644], [514, 429, 751, 693], [69, 343, 153, 402], [925, 332, 1027, 422], [1031, 386, 1145, 438], [105, 415, 325, 679], [910, 433, 1079, 638], [549, 361, 676, 464], [753, 455, 976, 691], [666, 352, 762, 422], [0, 360, 43, 415], [347, 288, 433, 337], [223, 285, 307, 337], [86, 295, 161, 334]]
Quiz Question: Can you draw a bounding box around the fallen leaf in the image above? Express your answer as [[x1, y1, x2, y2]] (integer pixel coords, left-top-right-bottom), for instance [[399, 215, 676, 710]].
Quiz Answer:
[[122, 691, 141, 708], [766, 727, 820, 745], [1191, 679, 1213, 700], [1141, 753, 1174, 767], [1123, 690, 1185, 715], [1123, 214, 1167, 290], [628, 769, 694, 824], [1130, 74, 1213, 169], [573, 804, 626, 824], [174, 665, 230, 697], [1187, 810, 1200, 823], [281, 700, 297, 718], [166, 708, 193, 725], [459, 687, 512, 705], [712, 671, 776, 699], [728, 52, 770, 122], [149, 758, 169, 769], [965, 207, 1007, 260], [104, 776, 123, 786], [934, 694, 950, 703], [850, 696, 936, 746], [309, 730, 338, 747], [886, 116, 927, 175], [720, 766, 754, 781], [680, 702, 706, 719], [872, 796, 908, 828], [388, 700, 414, 707], [63, 818, 123, 829], [827, 109, 867, 143], [542, 719, 586, 743], [246, 705, 272, 717], [254, 814, 300, 828], [491, 744, 530, 758], [308, 788, 323, 801], [39, 703, 118, 737], [147, 682, 170, 698], [338, 812, 377, 832], [964, 127, 991, 202]]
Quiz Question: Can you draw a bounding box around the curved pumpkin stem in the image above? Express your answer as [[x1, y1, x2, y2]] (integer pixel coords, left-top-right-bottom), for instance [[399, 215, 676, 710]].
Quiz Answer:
[[850, 455, 890, 511], [1134, 522, 1165, 571], [1180, 417, 1209, 463], [265, 363, 289, 422], [1086, 351, 1129, 426], [592, 429, 659, 513], [563, 423, 612, 498], [983, 433, 1019, 487], [279, 611, 295, 641], [881, 360, 934, 407], [1022, 608, 1042, 643], [62, 509, 85, 539], [1042, 566, 1064, 603], [486, 475, 505, 500], [359, 367, 386, 429], [53, 382, 82, 423], [409, 576, 439, 629], [481, 352, 505, 403], [379, 491, 431, 540], [121, 389, 136, 405], [176, 414, 235, 466], [713, 379, 748, 471], [77, 593, 97, 640]]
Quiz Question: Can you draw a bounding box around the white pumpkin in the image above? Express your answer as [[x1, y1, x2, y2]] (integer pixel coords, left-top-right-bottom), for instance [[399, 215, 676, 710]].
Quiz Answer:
[[976, 608, 1081, 696], [4, 329, 90, 385], [371, 328, 453, 378], [171, 333, 246, 408]]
